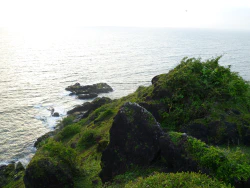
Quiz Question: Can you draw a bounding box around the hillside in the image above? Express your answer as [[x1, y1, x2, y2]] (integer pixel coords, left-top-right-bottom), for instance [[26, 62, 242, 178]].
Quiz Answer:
[[2, 57, 250, 188]]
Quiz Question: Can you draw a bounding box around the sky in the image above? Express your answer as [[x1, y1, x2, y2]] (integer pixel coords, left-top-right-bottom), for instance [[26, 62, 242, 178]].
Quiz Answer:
[[0, 0, 250, 30]]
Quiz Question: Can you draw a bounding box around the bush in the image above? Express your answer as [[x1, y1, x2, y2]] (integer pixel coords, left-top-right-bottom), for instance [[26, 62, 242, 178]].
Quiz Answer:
[[62, 116, 74, 126], [154, 57, 250, 129], [59, 123, 81, 139], [42, 139, 77, 169], [125, 172, 231, 188], [185, 135, 250, 184], [78, 129, 97, 149]]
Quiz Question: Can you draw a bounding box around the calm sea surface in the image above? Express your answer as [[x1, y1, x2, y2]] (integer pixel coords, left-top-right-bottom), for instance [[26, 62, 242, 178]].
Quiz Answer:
[[0, 27, 249, 166]]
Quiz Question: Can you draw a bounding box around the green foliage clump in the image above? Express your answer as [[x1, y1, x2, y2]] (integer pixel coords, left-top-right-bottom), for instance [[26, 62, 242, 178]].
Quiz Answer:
[[59, 123, 81, 139], [104, 166, 160, 188], [78, 129, 97, 149], [95, 109, 115, 122], [185, 136, 250, 184], [42, 139, 77, 170], [62, 116, 75, 126], [155, 57, 250, 129], [168, 131, 183, 146], [125, 172, 231, 188]]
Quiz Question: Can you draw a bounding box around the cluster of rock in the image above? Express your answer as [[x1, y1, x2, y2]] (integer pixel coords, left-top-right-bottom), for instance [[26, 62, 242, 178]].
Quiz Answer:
[[0, 162, 25, 187], [65, 82, 113, 100], [99, 102, 250, 187], [67, 97, 112, 122]]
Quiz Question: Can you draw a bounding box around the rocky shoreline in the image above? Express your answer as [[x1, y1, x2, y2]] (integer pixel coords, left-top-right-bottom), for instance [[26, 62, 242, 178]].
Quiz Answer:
[[2, 57, 250, 187]]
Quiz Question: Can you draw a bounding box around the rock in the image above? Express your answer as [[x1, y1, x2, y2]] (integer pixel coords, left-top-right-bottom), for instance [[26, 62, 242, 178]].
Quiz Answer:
[[92, 179, 99, 185], [52, 112, 60, 117], [34, 131, 54, 148], [78, 93, 98, 100], [66, 83, 113, 96], [70, 142, 77, 149], [67, 97, 112, 118], [23, 157, 74, 188], [159, 133, 198, 172], [0, 164, 15, 187], [0, 162, 25, 188], [15, 162, 24, 173], [99, 102, 163, 183], [67, 102, 92, 115]]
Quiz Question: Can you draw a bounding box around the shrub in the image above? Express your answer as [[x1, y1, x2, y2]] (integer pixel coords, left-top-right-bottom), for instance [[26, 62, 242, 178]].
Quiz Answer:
[[154, 57, 250, 129], [125, 172, 231, 188], [59, 123, 81, 139], [185, 136, 250, 184], [95, 109, 114, 122], [42, 139, 77, 169], [62, 116, 74, 126], [78, 129, 97, 149]]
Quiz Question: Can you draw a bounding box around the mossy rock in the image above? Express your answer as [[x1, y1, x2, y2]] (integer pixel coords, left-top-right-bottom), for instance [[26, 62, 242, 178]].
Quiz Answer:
[[160, 132, 250, 186], [24, 157, 74, 188], [0, 162, 25, 188], [100, 102, 163, 183]]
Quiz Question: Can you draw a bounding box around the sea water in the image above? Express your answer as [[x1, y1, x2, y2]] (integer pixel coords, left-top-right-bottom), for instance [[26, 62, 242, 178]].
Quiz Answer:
[[0, 27, 249, 166]]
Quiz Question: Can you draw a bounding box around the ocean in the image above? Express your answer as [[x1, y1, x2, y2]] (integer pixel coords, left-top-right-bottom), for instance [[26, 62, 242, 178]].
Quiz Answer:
[[0, 27, 249, 166]]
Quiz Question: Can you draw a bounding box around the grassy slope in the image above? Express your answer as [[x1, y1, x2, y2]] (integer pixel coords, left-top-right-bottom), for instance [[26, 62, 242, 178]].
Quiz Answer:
[[6, 57, 250, 187]]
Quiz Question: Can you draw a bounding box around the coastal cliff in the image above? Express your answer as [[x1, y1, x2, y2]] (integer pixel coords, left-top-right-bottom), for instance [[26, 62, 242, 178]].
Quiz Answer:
[[2, 57, 250, 187]]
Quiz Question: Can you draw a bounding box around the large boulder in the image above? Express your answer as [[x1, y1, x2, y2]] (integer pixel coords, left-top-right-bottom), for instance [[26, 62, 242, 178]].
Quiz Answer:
[[23, 157, 74, 188], [66, 83, 113, 96], [159, 133, 198, 172], [99, 102, 163, 183]]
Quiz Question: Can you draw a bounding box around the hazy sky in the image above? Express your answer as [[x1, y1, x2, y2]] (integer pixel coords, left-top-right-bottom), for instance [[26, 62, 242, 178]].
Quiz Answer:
[[0, 0, 250, 30]]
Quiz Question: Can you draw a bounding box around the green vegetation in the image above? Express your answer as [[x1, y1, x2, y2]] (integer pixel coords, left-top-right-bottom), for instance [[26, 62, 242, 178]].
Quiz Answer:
[[124, 172, 231, 188], [154, 57, 250, 129], [78, 129, 98, 149], [6, 57, 250, 187]]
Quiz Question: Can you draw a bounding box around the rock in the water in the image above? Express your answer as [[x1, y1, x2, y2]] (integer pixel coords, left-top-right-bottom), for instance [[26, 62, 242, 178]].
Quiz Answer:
[[52, 112, 59, 117], [67, 103, 92, 115], [99, 102, 163, 183], [78, 93, 98, 100], [23, 157, 74, 188], [67, 97, 112, 115], [66, 83, 113, 95]]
